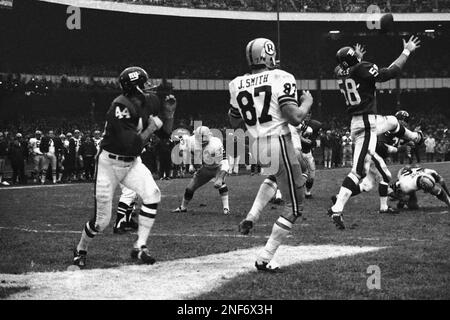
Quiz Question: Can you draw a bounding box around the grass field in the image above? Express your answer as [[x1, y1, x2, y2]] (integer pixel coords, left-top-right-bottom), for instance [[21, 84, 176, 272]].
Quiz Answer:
[[0, 162, 449, 300]]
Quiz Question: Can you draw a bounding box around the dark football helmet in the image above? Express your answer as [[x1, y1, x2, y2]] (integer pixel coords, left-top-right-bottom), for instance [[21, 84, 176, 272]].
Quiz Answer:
[[336, 46, 360, 69], [395, 110, 410, 123], [119, 66, 154, 95]]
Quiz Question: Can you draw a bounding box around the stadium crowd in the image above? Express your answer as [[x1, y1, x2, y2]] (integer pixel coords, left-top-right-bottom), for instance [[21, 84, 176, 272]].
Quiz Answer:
[[107, 0, 450, 13], [1, 104, 449, 186]]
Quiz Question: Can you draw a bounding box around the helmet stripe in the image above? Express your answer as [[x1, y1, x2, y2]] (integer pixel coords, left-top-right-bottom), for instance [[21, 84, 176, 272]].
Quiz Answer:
[[248, 40, 256, 65]]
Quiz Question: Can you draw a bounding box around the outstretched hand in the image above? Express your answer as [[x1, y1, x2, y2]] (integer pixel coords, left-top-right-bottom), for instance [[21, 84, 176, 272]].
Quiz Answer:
[[354, 43, 366, 59], [403, 35, 421, 53]]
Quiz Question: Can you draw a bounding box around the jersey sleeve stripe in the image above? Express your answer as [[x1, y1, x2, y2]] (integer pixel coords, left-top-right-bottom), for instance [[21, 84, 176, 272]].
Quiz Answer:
[[278, 96, 298, 104]]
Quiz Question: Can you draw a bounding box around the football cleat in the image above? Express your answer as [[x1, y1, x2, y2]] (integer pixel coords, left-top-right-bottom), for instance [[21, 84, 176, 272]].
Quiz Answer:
[[131, 246, 156, 264], [73, 249, 87, 269], [127, 218, 138, 231], [223, 208, 230, 215], [305, 193, 313, 199], [255, 260, 280, 273], [171, 206, 187, 213], [238, 219, 253, 235], [328, 208, 345, 230], [379, 207, 400, 214], [113, 220, 128, 234]]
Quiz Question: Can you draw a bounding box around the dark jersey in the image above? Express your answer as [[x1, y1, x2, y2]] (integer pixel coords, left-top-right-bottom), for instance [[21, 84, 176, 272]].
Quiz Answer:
[[101, 93, 161, 157], [300, 119, 322, 153], [336, 61, 400, 116]]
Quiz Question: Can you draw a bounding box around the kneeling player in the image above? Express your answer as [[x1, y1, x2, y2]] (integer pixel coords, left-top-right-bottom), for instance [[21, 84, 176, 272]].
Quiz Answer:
[[391, 166, 450, 210], [172, 126, 230, 215]]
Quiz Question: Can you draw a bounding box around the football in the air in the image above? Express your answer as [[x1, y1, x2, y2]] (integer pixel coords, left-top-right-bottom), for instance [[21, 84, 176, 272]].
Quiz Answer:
[[380, 13, 394, 32]]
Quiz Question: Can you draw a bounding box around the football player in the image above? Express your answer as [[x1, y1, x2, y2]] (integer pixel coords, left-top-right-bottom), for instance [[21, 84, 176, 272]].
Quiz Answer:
[[391, 166, 450, 209], [92, 130, 102, 152], [29, 130, 44, 183], [229, 38, 313, 272], [328, 37, 424, 230], [299, 117, 322, 198], [72, 66, 176, 268], [39, 130, 58, 184], [171, 126, 230, 215]]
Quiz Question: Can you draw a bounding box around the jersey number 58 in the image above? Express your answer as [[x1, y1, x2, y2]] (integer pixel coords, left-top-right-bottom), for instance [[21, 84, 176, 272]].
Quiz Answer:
[[337, 79, 361, 106]]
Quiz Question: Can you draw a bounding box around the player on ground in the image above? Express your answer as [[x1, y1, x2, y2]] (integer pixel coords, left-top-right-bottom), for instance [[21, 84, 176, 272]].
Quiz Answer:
[[72, 66, 176, 268], [390, 166, 450, 210], [171, 126, 230, 215], [229, 38, 313, 272], [328, 37, 423, 230]]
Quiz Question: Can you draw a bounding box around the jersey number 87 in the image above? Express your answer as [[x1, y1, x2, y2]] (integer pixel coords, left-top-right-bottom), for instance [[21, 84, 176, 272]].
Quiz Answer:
[[236, 85, 273, 126], [337, 78, 361, 106]]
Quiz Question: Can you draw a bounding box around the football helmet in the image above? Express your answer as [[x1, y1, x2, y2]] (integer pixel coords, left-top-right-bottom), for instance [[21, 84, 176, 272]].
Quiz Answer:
[[336, 46, 360, 69], [119, 66, 154, 95], [395, 110, 410, 123], [194, 126, 211, 147], [246, 38, 277, 70]]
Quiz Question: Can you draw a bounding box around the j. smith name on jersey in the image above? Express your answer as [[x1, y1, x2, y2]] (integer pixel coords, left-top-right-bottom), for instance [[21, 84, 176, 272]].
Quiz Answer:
[[237, 74, 269, 89]]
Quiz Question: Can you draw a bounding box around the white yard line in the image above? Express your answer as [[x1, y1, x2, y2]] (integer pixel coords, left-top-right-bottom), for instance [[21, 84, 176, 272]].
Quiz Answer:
[[0, 226, 439, 242], [1, 244, 385, 300]]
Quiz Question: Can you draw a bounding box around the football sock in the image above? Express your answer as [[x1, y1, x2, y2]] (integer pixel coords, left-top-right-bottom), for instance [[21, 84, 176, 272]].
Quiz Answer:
[[394, 123, 421, 143], [136, 203, 157, 248], [436, 189, 450, 207], [258, 216, 292, 263], [115, 201, 128, 227], [332, 174, 359, 212], [275, 188, 282, 199], [181, 188, 194, 209], [218, 185, 229, 210], [77, 220, 98, 252], [125, 202, 135, 222], [379, 182, 389, 211], [247, 177, 277, 222]]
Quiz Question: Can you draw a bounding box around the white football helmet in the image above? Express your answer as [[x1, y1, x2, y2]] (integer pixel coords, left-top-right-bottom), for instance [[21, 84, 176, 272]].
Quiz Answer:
[[194, 126, 211, 147], [246, 38, 277, 70]]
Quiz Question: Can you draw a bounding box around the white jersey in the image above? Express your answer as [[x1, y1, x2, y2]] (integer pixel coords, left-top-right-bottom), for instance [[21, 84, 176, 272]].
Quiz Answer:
[[229, 69, 298, 138], [186, 135, 228, 171], [289, 124, 302, 153], [48, 139, 55, 154], [93, 137, 103, 151], [29, 137, 42, 155], [73, 138, 81, 152], [396, 167, 438, 194]]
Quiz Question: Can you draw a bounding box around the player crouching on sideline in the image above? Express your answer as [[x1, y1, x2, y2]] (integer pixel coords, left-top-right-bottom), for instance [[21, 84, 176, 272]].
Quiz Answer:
[[230, 38, 313, 272], [328, 37, 423, 230], [390, 166, 450, 210], [72, 66, 176, 269], [172, 126, 230, 215]]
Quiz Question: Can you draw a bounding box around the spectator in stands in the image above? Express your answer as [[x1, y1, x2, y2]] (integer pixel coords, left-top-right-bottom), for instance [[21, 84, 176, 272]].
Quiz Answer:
[[435, 139, 447, 162], [79, 136, 97, 181], [0, 132, 10, 185], [157, 137, 174, 180], [321, 130, 333, 169], [424, 133, 436, 162]]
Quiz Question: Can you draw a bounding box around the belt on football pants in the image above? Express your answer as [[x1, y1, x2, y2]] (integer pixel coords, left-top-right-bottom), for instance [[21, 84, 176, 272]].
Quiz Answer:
[[107, 153, 135, 162]]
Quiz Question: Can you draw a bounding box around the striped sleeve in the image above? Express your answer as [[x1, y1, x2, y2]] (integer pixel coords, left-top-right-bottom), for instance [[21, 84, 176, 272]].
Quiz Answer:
[[275, 72, 298, 109]]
